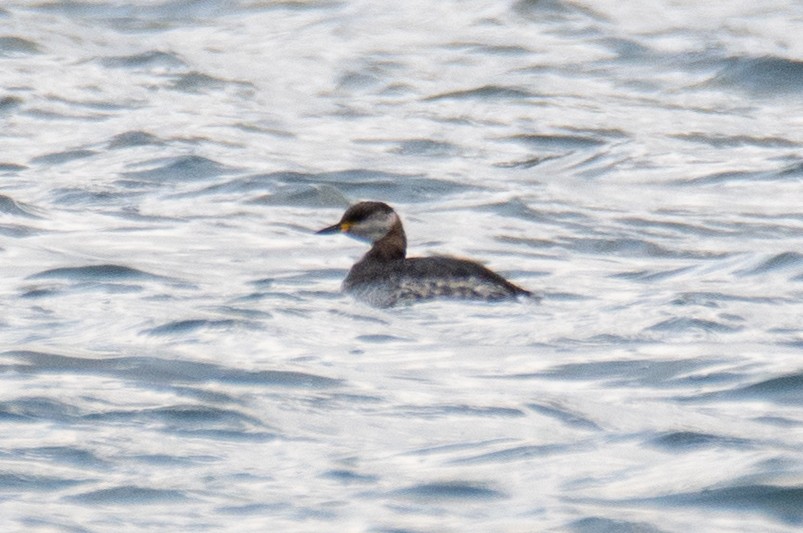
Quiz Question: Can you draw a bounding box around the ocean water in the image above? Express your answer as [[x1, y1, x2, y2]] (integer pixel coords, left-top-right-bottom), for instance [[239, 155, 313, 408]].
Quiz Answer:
[[1, 0, 802, 531]]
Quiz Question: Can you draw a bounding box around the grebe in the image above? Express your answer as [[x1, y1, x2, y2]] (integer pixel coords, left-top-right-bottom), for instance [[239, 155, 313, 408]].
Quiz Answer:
[[317, 201, 531, 307]]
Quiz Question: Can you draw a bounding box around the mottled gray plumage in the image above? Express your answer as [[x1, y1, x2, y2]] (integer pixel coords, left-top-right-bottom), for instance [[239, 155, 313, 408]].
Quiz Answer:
[[317, 201, 531, 308]]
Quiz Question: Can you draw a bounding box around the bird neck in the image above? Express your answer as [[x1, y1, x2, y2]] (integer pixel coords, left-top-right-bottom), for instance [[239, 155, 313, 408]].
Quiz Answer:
[[365, 220, 406, 262]]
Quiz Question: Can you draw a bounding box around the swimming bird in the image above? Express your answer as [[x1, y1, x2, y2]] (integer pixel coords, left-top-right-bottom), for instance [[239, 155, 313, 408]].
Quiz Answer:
[[316, 201, 532, 307]]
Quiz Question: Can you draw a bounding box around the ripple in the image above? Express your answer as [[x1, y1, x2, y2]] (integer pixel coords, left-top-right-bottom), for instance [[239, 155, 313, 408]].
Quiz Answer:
[[67, 486, 190, 504], [28, 264, 166, 282], [508, 133, 606, 151], [108, 130, 162, 149], [460, 43, 532, 56], [0, 473, 85, 492], [121, 155, 237, 183], [217, 369, 343, 389], [390, 481, 505, 501], [495, 154, 562, 168], [670, 133, 798, 148], [320, 469, 379, 484], [3, 351, 344, 390], [247, 183, 348, 208], [539, 358, 715, 386], [130, 453, 214, 466], [671, 291, 785, 307], [32, 1, 235, 31], [100, 50, 187, 70], [681, 161, 803, 186], [84, 404, 264, 430], [617, 216, 731, 238], [709, 55, 803, 95], [0, 96, 23, 114], [739, 252, 803, 276], [646, 317, 742, 334], [451, 443, 575, 465], [145, 319, 244, 336], [569, 516, 663, 533], [654, 484, 803, 524], [0, 397, 82, 423], [527, 402, 601, 430], [563, 237, 689, 258], [425, 85, 534, 101], [355, 334, 412, 343], [0, 194, 39, 218], [727, 373, 803, 405], [50, 187, 146, 207], [21, 446, 108, 468], [240, 169, 472, 205], [169, 72, 254, 94], [680, 372, 803, 406], [513, 0, 605, 21], [0, 36, 40, 56], [30, 149, 98, 165], [648, 431, 753, 451], [390, 138, 460, 157], [610, 267, 693, 282], [399, 404, 526, 419]]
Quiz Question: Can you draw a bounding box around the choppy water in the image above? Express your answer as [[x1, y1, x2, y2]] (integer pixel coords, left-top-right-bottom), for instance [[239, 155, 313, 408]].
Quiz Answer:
[[2, 1, 803, 531]]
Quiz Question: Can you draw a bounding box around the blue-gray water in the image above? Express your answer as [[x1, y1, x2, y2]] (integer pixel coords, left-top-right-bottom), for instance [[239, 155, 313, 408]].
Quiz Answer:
[[1, 1, 802, 531]]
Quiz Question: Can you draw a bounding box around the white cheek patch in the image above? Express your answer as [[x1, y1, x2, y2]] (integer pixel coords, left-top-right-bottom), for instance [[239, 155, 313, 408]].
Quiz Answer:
[[355, 212, 397, 241]]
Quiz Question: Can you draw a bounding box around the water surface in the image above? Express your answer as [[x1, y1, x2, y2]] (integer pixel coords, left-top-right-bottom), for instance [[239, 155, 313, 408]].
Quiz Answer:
[[1, 1, 802, 531]]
